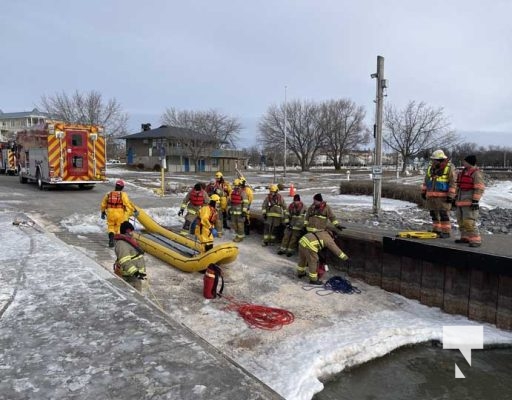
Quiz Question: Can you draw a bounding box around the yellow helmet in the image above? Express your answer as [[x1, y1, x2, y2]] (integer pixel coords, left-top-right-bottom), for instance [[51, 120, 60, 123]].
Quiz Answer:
[[269, 184, 278, 192], [431, 149, 447, 160], [233, 178, 241, 186], [215, 171, 223, 179], [210, 194, 220, 202], [240, 177, 246, 186]]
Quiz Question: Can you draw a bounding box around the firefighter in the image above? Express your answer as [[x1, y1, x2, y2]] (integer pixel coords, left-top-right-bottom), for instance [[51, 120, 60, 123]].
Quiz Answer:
[[299, 192, 345, 283], [278, 194, 306, 257], [261, 184, 287, 246], [297, 230, 349, 285], [114, 221, 146, 290], [209, 194, 223, 238], [212, 172, 232, 230], [454, 155, 485, 247], [100, 179, 138, 247], [194, 197, 219, 252], [239, 177, 254, 235], [178, 182, 209, 235], [421, 149, 457, 238], [228, 179, 249, 242]]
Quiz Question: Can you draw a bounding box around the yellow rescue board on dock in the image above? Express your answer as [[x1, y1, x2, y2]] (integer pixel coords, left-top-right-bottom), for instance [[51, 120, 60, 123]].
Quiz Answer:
[[396, 231, 439, 239]]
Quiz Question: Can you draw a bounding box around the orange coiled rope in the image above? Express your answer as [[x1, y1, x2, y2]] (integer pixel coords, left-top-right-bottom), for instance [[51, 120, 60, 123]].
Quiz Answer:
[[223, 296, 295, 330]]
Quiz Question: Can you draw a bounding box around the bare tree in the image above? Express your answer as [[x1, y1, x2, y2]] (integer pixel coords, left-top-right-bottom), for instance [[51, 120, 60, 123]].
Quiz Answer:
[[259, 100, 324, 171], [161, 108, 241, 148], [318, 99, 370, 170], [39, 90, 128, 136], [383, 101, 459, 172], [39, 90, 129, 158]]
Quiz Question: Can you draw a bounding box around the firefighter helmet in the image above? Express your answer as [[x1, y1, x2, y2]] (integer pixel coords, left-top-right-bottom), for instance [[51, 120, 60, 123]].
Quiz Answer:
[[431, 149, 447, 160], [269, 184, 278, 192], [210, 194, 220, 202], [215, 171, 223, 179], [115, 179, 125, 188], [233, 178, 241, 186], [240, 177, 246, 186]]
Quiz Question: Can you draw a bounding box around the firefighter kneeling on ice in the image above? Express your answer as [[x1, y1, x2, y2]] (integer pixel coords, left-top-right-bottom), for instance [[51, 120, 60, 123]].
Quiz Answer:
[[194, 196, 219, 252], [114, 221, 146, 290], [297, 193, 348, 284], [100, 179, 138, 247]]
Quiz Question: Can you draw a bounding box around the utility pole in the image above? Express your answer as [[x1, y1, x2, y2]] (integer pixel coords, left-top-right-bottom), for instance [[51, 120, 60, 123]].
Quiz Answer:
[[371, 56, 386, 215], [284, 85, 287, 178]]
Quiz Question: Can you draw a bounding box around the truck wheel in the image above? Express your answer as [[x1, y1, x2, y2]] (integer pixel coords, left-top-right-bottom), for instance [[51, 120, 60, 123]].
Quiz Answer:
[[78, 184, 94, 190], [37, 170, 44, 190], [19, 168, 28, 184]]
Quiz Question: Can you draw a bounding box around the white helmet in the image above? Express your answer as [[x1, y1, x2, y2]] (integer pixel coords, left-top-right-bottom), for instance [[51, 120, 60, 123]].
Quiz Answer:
[[430, 149, 447, 160]]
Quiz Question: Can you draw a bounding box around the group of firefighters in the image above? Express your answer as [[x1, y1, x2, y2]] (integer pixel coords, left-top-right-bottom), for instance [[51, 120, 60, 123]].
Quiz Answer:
[[100, 150, 485, 287]]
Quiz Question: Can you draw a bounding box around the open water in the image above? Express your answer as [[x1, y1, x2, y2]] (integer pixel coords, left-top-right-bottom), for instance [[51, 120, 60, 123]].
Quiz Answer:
[[315, 342, 512, 400]]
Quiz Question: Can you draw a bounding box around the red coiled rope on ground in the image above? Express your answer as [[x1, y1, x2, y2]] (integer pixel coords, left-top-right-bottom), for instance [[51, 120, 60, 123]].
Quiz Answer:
[[223, 296, 294, 330]]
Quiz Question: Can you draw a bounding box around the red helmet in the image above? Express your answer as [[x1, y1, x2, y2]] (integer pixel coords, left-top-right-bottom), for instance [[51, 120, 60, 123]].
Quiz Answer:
[[115, 179, 125, 187]]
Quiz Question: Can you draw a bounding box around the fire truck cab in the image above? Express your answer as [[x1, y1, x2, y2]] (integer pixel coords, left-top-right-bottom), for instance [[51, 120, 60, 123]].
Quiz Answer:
[[16, 121, 107, 190]]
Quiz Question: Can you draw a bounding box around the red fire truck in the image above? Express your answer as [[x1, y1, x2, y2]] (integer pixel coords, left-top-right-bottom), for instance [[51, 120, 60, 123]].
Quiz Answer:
[[16, 121, 107, 189]]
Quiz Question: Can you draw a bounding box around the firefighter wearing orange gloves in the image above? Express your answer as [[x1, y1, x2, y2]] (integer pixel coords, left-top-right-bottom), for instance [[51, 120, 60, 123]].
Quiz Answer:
[[278, 194, 306, 257], [100, 179, 138, 247], [194, 197, 219, 252], [179, 182, 209, 235], [261, 184, 287, 246], [454, 155, 485, 247], [298, 193, 347, 284], [421, 149, 457, 238], [228, 179, 249, 242]]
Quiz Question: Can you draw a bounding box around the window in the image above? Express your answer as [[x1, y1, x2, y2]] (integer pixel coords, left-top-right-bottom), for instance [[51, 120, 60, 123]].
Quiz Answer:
[[72, 156, 83, 168], [71, 134, 83, 146]]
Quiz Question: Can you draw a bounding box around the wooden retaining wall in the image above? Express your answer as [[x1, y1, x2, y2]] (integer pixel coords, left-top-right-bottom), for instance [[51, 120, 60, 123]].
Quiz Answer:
[[327, 232, 512, 331]]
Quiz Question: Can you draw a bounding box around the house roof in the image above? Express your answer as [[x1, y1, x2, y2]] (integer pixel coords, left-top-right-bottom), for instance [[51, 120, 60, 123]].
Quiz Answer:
[[121, 125, 209, 141], [0, 108, 50, 119]]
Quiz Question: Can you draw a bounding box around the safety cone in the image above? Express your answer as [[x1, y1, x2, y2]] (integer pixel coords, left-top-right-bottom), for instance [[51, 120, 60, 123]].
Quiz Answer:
[[289, 183, 295, 197]]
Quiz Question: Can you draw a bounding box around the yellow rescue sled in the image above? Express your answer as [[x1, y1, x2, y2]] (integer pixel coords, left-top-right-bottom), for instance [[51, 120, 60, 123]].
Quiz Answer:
[[396, 231, 439, 239]]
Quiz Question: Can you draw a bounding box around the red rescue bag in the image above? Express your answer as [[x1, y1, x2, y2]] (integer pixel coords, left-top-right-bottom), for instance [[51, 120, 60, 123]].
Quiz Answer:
[[203, 263, 224, 299]]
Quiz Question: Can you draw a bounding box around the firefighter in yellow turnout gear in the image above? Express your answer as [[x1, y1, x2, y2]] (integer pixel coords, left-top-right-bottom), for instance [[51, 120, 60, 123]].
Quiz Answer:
[[278, 194, 306, 257], [100, 179, 138, 247], [114, 221, 146, 290], [229, 179, 249, 242], [421, 149, 457, 238], [240, 177, 254, 236], [298, 193, 346, 284], [261, 184, 287, 246], [454, 155, 485, 247], [194, 197, 219, 252], [212, 172, 232, 230], [179, 182, 209, 235]]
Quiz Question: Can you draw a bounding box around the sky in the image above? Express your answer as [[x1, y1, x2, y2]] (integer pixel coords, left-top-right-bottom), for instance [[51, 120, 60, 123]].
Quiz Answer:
[[1, 0, 511, 148], [2, 172, 511, 399]]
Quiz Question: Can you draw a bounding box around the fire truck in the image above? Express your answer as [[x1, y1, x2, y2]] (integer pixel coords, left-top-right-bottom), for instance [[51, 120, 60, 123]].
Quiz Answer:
[[16, 121, 107, 190], [0, 141, 18, 175]]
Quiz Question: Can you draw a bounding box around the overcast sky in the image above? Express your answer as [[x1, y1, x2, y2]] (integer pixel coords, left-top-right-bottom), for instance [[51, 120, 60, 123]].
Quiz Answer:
[[1, 0, 511, 147]]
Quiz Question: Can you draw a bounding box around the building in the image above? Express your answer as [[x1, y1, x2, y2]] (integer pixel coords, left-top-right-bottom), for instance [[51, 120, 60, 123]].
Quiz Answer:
[[0, 108, 50, 141], [122, 124, 247, 173]]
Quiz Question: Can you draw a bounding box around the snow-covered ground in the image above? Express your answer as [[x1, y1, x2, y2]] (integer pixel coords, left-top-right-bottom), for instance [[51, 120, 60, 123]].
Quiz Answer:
[[55, 174, 512, 400]]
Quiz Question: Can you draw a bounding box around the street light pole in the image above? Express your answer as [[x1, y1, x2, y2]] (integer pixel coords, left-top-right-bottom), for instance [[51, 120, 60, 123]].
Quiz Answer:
[[284, 85, 287, 178], [371, 55, 385, 215]]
